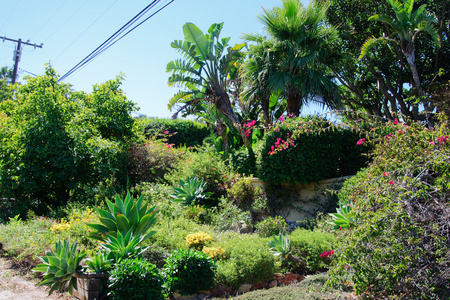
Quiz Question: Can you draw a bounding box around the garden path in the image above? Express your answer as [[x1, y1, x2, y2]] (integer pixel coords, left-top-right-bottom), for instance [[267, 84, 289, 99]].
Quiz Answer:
[[0, 257, 76, 300]]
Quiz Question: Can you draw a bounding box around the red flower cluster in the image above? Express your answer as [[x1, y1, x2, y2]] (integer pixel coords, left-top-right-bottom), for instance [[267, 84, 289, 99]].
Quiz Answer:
[[320, 250, 334, 258], [244, 120, 256, 138], [437, 136, 449, 145], [356, 138, 365, 145]]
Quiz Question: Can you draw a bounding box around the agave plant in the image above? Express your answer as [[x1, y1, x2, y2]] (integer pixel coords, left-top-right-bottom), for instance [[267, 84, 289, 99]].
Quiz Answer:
[[267, 233, 305, 265], [327, 200, 356, 230], [101, 230, 148, 263], [33, 239, 86, 295], [85, 251, 113, 274], [87, 192, 157, 242], [170, 176, 212, 206]]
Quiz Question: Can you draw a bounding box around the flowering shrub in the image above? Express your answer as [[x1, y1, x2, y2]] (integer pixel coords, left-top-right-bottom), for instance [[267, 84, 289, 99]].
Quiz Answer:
[[259, 117, 370, 185], [185, 232, 212, 250], [127, 138, 184, 186], [329, 118, 450, 299], [202, 246, 227, 260], [320, 250, 334, 258], [255, 216, 288, 237]]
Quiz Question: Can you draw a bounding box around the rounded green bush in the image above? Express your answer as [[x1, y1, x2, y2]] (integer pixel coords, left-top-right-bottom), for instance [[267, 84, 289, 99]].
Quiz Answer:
[[255, 216, 288, 237], [108, 258, 164, 300], [164, 248, 216, 295]]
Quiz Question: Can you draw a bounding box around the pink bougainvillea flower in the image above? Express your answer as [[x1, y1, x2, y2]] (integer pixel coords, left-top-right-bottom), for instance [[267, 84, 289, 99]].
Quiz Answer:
[[382, 172, 389, 176], [164, 130, 169, 134], [388, 181, 394, 185], [356, 138, 365, 145], [393, 118, 399, 125]]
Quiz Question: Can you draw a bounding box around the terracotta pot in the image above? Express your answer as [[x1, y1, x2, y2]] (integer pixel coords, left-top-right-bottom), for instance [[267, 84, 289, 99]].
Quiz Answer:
[[72, 271, 109, 300]]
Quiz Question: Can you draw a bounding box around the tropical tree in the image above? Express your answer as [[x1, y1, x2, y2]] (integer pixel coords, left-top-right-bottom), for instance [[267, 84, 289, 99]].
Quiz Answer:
[[167, 22, 251, 147], [326, 0, 448, 122], [0, 66, 13, 82], [243, 0, 341, 117], [359, 0, 441, 123]]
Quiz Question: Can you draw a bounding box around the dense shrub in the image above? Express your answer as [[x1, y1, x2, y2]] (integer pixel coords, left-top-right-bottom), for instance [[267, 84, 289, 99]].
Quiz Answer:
[[108, 258, 164, 300], [139, 117, 209, 147], [258, 117, 370, 185], [215, 232, 276, 289], [210, 197, 251, 232], [288, 228, 336, 273], [226, 176, 255, 210], [164, 249, 216, 295], [165, 146, 232, 205], [147, 217, 215, 251], [255, 216, 288, 237], [329, 120, 450, 299], [127, 138, 185, 186], [0, 67, 135, 215]]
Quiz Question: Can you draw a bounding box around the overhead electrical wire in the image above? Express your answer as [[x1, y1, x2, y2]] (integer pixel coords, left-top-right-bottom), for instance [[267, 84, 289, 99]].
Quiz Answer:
[[29, 0, 70, 40], [59, 0, 174, 82], [51, 0, 119, 64]]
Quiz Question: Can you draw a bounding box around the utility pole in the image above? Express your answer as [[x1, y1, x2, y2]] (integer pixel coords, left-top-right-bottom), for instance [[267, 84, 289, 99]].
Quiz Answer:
[[1, 36, 43, 84]]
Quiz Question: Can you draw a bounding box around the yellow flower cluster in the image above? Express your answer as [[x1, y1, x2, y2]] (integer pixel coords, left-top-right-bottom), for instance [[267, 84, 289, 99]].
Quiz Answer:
[[50, 220, 72, 232], [185, 232, 212, 250], [50, 208, 97, 233], [202, 246, 227, 260]]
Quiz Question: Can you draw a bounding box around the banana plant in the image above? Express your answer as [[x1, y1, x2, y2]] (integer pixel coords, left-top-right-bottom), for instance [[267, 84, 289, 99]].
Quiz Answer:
[[33, 239, 86, 295], [328, 200, 356, 230], [87, 192, 157, 242], [100, 230, 147, 263], [267, 233, 305, 265], [170, 176, 212, 206]]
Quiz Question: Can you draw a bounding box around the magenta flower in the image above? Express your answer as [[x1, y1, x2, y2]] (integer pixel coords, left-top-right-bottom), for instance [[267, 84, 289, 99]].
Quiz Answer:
[[388, 181, 394, 185], [163, 130, 169, 134], [356, 138, 365, 145]]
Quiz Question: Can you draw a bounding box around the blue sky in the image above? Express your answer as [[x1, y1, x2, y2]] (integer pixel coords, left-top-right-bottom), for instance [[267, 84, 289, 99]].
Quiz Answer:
[[0, 0, 326, 119]]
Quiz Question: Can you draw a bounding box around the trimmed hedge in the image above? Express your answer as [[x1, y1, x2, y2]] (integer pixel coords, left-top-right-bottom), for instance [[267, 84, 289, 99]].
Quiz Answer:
[[258, 117, 370, 185], [139, 118, 209, 147]]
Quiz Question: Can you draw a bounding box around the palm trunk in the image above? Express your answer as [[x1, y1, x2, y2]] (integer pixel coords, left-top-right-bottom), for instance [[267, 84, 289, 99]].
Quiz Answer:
[[215, 92, 251, 148], [286, 87, 302, 117]]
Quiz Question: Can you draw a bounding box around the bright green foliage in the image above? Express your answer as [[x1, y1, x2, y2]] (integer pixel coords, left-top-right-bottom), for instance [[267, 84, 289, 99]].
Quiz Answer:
[[255, 216, 288, 237], [166, 147, 232, 205], [0, 67, 136, 215], [288, 229, 336, 273], [259, 117, 369, 185], [100, 230, 147, 263], [83, 75, 137, 141], [167, 22, 250, 147], [268, 233, 292, 260], [327, 200, 356, 230], [328, 119, 450, 298], [108, 258, 164, 300], [163, 249, 216, 296], [170, 176, 212, 206], [139, 117, 209, 147], [87, 192, 157, 242], [215, 233, 276, 289], [85, 251, 112, 274], [32, 239, 86, 295]]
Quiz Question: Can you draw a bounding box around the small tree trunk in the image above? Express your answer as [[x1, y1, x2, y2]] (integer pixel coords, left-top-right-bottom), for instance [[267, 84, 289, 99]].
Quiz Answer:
[[287, 253, 306, 266]]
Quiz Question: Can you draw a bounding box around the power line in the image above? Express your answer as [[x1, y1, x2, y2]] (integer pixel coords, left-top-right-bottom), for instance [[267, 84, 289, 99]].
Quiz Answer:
[[29, 0, 70, 40], [51, 0, 119, 64], [59, 0, 174, 82]]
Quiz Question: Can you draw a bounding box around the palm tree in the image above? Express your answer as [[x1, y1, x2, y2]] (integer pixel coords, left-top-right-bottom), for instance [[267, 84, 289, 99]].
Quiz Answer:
[[0, 66, 13, 83], [243, 0, 341, 117], [359, 0, 441, 122], [167, 22, 251, 147]]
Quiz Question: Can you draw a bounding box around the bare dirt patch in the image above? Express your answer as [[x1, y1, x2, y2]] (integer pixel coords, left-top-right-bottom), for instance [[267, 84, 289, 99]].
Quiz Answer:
[[0, 257, 77, 300]]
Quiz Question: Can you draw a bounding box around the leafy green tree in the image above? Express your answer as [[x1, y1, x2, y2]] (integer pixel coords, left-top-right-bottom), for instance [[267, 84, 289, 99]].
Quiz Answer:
[[0, 67, 136, 213], [243, 0, 341, 117], [327, 0, 449, 121], [167, 22, 251, 147], [359, 0, 441, 123]]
